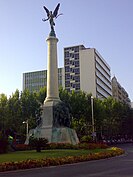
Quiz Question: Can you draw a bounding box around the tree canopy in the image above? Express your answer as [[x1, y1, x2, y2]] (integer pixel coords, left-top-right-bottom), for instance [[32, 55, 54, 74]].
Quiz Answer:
[[0, 87, 132, 141]]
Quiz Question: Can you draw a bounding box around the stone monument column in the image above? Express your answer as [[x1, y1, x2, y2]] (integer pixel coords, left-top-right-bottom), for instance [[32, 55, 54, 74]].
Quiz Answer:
[[36, 34, 61, 141], [45, 36, 60, 102], [28, 3, 79, 145]]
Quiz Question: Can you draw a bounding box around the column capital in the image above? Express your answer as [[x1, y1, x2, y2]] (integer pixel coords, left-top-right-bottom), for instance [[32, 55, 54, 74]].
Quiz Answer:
[[46, 36, 59, 43]]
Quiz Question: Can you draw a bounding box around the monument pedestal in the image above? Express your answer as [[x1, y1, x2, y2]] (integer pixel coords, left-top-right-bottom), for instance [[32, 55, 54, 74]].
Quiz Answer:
[[52, 127, 79, 145], [35, 99, 60, 141], [34, 99, 79, 144]]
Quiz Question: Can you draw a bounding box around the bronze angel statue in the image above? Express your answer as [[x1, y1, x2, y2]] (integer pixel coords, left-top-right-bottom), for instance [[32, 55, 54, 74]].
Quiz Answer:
[[42, 3, 62, 34]]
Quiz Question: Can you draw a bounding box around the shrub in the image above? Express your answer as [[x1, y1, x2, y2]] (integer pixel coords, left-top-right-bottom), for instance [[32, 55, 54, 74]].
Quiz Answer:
[[29, 136, 48, 152], [80, 135, 92, 143], [47, 143, 77, 150]]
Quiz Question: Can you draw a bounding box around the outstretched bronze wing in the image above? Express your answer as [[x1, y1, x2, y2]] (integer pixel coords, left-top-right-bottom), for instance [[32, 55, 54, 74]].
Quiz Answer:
[[43, 6, 50, 18], [53, 3, 60, 18]]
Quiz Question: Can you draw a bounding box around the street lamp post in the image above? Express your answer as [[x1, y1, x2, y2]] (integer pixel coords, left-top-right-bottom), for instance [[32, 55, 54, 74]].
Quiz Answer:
[[91, 96, 95, 140], [23, 120, 29, 139]]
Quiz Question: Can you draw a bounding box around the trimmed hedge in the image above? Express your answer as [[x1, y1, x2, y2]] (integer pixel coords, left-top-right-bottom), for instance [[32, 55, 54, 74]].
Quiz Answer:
[[15, 142, 109, 151], [0, 147, 124, 172]]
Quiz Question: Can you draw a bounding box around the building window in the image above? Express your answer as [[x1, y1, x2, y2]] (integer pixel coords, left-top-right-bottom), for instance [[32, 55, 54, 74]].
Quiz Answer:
[[74, 68, 80, 74], [65, 73, 70, 80], [65, 66, 70, 72], [65, 59, 70, 65], [76, 83, 80, 89], [70, 53, 74, 58], [65, 51, 69, 58], [65, 81, 70, 87], [74, 47, 79, 52], [75, 53, 79, 60], [75, 61, 79, 67], [66, 88, 70, 92]]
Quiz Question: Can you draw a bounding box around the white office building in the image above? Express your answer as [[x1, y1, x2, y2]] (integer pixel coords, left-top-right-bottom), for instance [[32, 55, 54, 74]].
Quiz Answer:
[[64, 45, 112, 98], [23, 68, 64, 92]]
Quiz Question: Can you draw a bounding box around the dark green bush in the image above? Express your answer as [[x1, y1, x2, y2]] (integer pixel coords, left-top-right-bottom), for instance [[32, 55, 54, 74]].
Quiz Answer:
[[29, 136, 48, 152], [80, 135, 93, 143], [47, 143, 77, 150]]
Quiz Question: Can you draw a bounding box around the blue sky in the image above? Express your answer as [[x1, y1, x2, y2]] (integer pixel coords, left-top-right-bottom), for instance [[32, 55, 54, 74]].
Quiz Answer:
[[0, 0, 133, 101]]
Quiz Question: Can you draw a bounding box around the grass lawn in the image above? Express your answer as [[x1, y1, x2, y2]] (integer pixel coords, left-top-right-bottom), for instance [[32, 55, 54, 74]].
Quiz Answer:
[[0, 149, 108, 163]]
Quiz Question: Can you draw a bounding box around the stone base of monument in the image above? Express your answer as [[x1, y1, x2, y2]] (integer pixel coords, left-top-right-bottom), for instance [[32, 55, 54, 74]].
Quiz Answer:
[[34, 99, 60, 141], [33, 127, 79, 145], [30, 100, 79, 145], [52, 127, 79, 144]]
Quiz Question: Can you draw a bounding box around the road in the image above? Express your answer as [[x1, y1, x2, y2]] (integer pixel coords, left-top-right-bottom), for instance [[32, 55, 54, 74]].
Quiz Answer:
[[0, 144, 133, 177]]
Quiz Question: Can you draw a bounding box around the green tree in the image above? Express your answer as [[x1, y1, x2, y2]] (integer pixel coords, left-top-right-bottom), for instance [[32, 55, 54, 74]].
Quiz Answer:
[[37, 87, 47, 104], [119, 104, 133, 137], [20, 90, 41, 134], [101, 97, 127, 138], [70, 91, 92, 138], [93, 98, 106, 139], [0, 94, 8, 131], [6, 90, 22, 133], [59, 87, 71, 107]]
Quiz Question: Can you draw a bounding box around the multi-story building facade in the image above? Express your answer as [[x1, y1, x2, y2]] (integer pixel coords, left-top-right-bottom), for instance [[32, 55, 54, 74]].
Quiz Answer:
[[64, 45, 112, 98], [112, 76, 131, 105], [23, 68, 64, 92]]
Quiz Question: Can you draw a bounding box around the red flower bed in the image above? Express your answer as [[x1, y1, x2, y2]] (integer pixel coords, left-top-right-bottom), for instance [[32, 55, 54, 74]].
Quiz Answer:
[[77, 142, 109, 150], [15, 144, 30, 151]]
